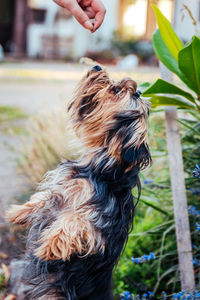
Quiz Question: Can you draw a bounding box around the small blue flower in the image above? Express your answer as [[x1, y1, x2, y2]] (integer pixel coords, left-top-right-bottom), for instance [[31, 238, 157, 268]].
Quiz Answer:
[[124, 291, 130, 296], [192, 258, 200, 266], [148, 291, 154, 296], [131, 252, 155, 264], [143, 255, 149, 262], [196, 222, 200, 231], [149, 252, 155, 260], [188, 206, 200, 217], [143, 179, 154, 185], [143, 293, 147, 297], [135, 258, 140, 264], [192, 164, 200, 179], [195, 291, 200, 297], [189, 187, 200, 195], [121, 291, 133, 300]]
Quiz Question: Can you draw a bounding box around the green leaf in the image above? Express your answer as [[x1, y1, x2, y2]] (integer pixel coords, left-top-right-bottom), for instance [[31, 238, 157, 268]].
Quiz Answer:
[[140, 196, 169, 216], [138, 82, 151, 92], [152, 30, 189, 85], [150, 95, 198, 111], [142, 78, 195, 103], [152, 5, 183, 60], [178, 119, 200, 135], [179, 36, 200, 96]]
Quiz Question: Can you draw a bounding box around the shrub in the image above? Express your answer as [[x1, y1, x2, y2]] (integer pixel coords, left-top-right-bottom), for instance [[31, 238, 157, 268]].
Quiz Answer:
[[18, 108, 82, 188]]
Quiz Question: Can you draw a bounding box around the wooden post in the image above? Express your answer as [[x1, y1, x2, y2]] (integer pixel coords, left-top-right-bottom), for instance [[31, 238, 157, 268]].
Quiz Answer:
[[160, 63, 195, 290], [13, 0, 28, 56]]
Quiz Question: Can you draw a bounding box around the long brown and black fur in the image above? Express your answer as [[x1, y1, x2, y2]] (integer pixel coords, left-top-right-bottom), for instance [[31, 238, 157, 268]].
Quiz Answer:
[[7, 65, 151, 300]]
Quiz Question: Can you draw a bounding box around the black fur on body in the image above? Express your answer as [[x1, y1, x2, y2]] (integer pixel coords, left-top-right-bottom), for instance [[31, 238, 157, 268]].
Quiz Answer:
[[23, 142, 151, 300]]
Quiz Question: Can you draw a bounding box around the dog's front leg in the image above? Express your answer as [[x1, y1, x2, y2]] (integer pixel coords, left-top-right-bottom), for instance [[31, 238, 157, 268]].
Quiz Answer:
[[6, 191, 49, 226], [34, 209, 104, 261]]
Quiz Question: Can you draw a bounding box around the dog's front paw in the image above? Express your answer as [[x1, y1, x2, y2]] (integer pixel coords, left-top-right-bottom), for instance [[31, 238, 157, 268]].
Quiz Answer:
[[6, 204, 31, 225], [6, 192, 47, 226]]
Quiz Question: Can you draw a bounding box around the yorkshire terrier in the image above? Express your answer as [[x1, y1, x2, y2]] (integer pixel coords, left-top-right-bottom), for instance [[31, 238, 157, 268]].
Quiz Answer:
[[7, 65, 151, 300]]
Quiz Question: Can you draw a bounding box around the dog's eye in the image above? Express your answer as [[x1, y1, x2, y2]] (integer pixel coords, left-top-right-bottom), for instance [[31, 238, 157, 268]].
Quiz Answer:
[[118, 90, 124, 98], [112, 86, 121, 95]]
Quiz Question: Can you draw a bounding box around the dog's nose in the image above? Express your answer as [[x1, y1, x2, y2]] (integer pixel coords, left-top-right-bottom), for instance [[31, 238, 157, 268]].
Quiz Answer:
[[92, 65, 102, 72], [133, 90, 142, 100]]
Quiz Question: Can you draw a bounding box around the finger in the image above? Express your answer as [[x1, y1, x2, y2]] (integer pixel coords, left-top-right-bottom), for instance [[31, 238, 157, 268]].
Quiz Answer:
[[80, 0, 91, 7], [84, 7, 95, 19], [53, 0, 67, 7], [55, 0, 93, 30], [91, 0, 106, 32]]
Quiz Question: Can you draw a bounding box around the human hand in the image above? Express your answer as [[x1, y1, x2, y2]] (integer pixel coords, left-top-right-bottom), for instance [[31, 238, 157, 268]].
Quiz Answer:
[[53, 0, 106, 33]]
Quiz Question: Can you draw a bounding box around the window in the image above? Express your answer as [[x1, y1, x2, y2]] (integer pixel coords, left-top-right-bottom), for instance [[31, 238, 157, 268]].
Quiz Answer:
[[31, 8, 46, 24]]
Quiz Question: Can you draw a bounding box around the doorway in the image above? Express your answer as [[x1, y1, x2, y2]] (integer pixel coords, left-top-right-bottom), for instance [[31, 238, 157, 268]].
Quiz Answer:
[[0, 0, 15, 52]]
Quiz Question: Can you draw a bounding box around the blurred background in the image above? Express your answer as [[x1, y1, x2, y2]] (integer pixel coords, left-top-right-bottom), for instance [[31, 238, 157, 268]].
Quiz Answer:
[[0, 0, 199, 60], [0, 0, 200, 299]]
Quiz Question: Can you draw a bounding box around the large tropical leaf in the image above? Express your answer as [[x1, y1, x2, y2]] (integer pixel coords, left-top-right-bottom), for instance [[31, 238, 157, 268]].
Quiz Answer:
[[179, 36, 200, 96], [149, 95, 198, 111], [152, 4, 183, 60], [138, 82, 151, 92], [152, 30, 189, 85], [142, 79, 195, 103]]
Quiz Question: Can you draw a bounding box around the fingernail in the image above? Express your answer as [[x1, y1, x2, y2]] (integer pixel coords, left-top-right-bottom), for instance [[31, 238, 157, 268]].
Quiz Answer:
[[84, 20, 93, 30]]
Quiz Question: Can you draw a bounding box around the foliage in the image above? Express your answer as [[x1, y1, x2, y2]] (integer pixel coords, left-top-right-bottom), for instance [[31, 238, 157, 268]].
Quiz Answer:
[[111, 32, 154, 62], [0, 274, 6, 291], [180, 111, 200, 188], [113, 112, 200, 298], [0, 106, 27, 123], [142, 5, 200, 112], [17, 108, 82, 187], [113, 113, 175, 296]]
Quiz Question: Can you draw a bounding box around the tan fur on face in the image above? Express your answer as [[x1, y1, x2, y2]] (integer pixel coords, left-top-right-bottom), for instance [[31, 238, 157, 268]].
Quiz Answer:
[[68, 70, 150, 163]]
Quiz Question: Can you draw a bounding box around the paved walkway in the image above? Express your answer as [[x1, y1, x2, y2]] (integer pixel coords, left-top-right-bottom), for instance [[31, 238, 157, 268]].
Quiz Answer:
[[0, 61, 159, 225]]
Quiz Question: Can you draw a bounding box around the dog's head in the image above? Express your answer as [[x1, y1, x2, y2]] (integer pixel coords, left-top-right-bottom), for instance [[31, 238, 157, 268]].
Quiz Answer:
[[68, 66, 151, 171]]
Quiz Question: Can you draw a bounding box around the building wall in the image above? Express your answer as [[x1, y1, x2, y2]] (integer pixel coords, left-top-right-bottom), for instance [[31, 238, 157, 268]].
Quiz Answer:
[[174, 0, 200, 41]]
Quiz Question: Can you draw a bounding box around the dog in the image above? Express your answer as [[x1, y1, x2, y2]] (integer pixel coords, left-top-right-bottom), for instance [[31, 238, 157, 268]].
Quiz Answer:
[[7, 65, 151, 300]]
